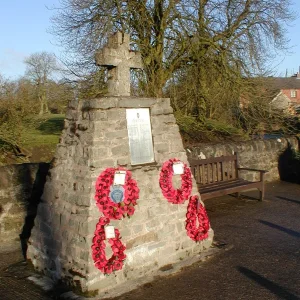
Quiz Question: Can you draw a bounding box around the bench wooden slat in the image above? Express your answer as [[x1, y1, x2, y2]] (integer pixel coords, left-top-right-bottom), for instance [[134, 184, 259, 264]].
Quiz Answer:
[[199, 179, 261, 194], [189, 154, 237, 165], [188, 152, 267, 201], [199, 178, 245, 190], [200, 181, 264, 201]]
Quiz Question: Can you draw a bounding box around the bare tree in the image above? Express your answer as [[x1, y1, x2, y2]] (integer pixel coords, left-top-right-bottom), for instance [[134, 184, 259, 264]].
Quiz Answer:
[[50, 0, 294, 97], [24, 52, 58, 114]]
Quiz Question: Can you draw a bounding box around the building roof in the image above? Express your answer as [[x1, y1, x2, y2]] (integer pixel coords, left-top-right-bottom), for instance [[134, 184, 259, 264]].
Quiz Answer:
[[265, 76, 300, 90]]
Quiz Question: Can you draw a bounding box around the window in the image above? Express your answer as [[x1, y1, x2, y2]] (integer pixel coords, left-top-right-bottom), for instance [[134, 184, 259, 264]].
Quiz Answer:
[[291, 90, 297, 98]]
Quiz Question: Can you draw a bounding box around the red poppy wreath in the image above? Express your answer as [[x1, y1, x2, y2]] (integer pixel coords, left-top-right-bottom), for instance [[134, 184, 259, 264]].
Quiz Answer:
[[92, 217, 126, 274], [159, 158, 192, 204], [92, 167, 139, 274], [185, 195, 210, 242], [94, 167, 139, 220]]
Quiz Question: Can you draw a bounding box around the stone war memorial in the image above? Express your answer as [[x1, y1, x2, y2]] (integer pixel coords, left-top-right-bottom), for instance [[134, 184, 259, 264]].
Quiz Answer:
[[27, 32, 214, 298]]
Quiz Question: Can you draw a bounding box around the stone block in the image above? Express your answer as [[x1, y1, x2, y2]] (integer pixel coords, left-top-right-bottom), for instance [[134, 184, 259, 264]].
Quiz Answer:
[[126, 244, 157, 265], [105, 129, 128, 139], [154, 152, 168, 164], [89, 147, 109, 161], [111, 144, 129, 156], [126, 232, 158, 249], [145, 218, 161, 231], [148, 241, 166, 251], [82, 98, 118, 109], [68, 99, 79, 109], [118, 97, 157, 108], [158, 245, 175, 258], [158, 114, 176, 124], [152, 134, 164, 143], [154, 143, 169, 153], [115, 120, 127, 130], [132, 224, 144, 234], [37, 203, 52, 223], [56, 145, 68, 160], [147, 206, 168, 218], [117, 157, 129, 166], [150, 106, 163, 116], [87, 272, 118, 291], [87, 110, 108, 121], [151, 102, 174, 116], [106, 109, 126, 120], [169, 139, 186, 153], [89, 158, 115, 169], [151, 122, 169, 133], [80, 249, 90, 262], [75, 195, 91, 207], [65, 110, 78, 121], [40, 221, 53, 237]]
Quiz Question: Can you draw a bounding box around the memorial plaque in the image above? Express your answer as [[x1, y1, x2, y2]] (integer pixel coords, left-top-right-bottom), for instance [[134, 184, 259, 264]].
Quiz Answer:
[[126, 108, 155, 165]]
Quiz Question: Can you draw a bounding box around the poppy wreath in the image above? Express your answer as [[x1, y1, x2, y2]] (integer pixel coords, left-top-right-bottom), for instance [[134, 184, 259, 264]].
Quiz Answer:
[[185, 195, 210, 242], [92, 217, 126, 274], [159, 158, 192, 204], [94, 167, 139, 220]]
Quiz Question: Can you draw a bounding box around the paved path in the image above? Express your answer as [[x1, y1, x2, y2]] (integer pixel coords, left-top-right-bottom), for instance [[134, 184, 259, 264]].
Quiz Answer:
[[0, 251, 52, 300], [0, 181, 299, 300]]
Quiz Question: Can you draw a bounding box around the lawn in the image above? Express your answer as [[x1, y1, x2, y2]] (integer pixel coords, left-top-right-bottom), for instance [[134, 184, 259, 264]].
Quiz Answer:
[[22, 114, 65, 147], [21, 114, 65, 163]]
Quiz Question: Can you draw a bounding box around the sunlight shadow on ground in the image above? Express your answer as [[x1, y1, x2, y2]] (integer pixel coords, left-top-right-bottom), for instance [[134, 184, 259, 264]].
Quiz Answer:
[[276, 196, 300, 206], [237, 266, 299, 300], [258, 220, 300, 239]]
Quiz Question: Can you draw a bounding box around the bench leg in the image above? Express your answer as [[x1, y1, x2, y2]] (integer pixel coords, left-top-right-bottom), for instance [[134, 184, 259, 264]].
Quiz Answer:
[[259, 188, 264, 201], [259, 172, 265, 201], [235, 192, 241, 198]]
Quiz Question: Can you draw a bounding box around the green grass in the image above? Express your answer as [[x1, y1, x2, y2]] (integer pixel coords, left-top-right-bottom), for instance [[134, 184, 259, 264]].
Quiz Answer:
[[21, 114, 65, 162], [37, 115, 66, 135], [0, 114, 65, 165], [22, 114, 65, 148]]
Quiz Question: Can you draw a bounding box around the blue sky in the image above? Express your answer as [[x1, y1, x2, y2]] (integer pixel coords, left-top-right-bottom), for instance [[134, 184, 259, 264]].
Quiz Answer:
[[0, 0, 60, 79], [0, 0, 300, 79]]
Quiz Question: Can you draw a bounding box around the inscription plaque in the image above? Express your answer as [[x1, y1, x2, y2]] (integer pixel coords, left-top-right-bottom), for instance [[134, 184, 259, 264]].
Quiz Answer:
[[126, 108, 155, 165]]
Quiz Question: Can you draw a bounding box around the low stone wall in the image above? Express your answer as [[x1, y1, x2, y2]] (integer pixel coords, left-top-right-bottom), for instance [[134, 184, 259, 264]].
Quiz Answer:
[[186, 137, 299, 182], [0, 163, 49, 252]]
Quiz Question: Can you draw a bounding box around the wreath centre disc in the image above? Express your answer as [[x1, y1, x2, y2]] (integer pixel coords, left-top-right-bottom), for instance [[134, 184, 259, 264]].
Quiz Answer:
[[109, 185, 124, 203]]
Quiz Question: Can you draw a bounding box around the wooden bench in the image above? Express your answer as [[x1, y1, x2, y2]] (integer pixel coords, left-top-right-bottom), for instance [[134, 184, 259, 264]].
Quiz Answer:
[[189, 153, 267, 201]]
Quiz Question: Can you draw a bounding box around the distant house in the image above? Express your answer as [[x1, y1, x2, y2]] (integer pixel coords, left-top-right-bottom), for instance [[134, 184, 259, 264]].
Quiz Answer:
[[267, 72, 300, 113], [270, 91, 291, 111]]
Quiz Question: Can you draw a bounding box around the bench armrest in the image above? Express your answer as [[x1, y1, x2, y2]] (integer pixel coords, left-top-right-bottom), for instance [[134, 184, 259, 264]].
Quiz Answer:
[[237, 168, 268, 173], [237, 168, 268, 183]]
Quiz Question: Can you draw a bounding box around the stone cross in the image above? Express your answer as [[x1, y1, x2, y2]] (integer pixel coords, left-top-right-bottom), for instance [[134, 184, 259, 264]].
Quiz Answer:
[[95, 32, 143, 96]]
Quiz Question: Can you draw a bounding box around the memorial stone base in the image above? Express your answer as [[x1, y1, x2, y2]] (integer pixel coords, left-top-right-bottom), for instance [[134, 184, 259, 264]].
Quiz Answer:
[[27, 96, 214, 298]]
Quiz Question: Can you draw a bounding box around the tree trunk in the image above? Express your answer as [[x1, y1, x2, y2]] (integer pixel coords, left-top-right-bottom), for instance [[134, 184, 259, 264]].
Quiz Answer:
[[38, 95, 44, 115]]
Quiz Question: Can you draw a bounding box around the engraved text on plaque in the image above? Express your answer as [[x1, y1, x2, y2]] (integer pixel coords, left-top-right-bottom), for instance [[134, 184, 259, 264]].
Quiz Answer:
[[126, 108, 155, 165]]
